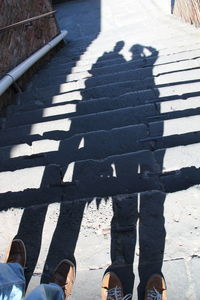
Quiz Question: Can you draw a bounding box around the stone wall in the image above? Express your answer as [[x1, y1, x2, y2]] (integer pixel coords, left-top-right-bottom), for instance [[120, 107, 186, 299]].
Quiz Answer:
[[0, 0, 60, 79], [172, 0, 200, 27]]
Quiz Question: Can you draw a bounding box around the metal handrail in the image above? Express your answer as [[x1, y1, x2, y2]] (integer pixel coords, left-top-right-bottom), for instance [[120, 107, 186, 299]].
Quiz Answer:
[[0, 10, 56, 33]]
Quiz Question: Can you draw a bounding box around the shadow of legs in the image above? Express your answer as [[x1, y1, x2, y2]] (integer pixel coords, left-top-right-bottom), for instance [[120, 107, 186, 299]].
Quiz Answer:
[[138, 191, 166, 300], [41, 200, 86, 283], [110, 194, 138, 295], [15, 205, 48, 286]]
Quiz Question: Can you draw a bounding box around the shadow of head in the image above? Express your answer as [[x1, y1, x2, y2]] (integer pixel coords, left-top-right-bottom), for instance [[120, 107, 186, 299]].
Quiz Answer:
[[113, 41, 125, 53], [129, 44, 158, 59]]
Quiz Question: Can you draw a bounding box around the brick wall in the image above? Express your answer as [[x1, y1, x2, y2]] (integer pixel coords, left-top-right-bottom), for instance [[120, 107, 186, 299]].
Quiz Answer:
[[172, 0, 200, 27], [0, 0, 60, 79]]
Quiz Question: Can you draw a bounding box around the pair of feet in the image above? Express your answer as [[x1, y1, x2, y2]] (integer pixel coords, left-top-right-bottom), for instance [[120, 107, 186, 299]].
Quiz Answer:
[[102, 272, 167, 300], [5, 239, 75, 298], [6, 239, 167, 300]]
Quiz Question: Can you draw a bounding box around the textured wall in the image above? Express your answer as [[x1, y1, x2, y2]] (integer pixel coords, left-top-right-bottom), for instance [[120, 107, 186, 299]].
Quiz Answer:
[[172, 0, 200, 27], [0, 0, 60, 79]]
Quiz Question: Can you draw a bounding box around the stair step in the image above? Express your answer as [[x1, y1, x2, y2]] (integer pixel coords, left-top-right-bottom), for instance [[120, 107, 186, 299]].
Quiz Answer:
[[0, 104, 157, 144], [16, 74, 200, 109], [56, 68, 200, 95], [17, 49, 200, 106], [0, 165, 61, 194], [50, 37, 200, 66], [1, 1, 200, 298], [1, 143, 200, 197], [0, 186, 63, 211], [2, 86, 200, 146], [2, 113, 200, 173], [0, 124, 148, 171], [32, 56, 200, 87], [2, 110, 200, 169], [4, 95, 200, 135], [5, 86, 199, 127], [7, 87, 156, 115], [54, 37, 200, 59], [0, 150, 161, 196], [70, 77, 200, 100], [155, 142, 200, 174], [149, 114, 200, 139], [40, 47, 200, 78]]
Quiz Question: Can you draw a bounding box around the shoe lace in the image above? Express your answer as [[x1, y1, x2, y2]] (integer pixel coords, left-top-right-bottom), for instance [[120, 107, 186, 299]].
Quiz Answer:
[[106, 287, 132, 300], [122, 294, 132, 300], [146, 287, 162, 300]]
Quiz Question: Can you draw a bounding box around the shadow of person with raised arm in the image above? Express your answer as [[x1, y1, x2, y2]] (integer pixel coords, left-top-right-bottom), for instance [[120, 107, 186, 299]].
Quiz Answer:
[[80, 42, 165, 299], [108, 44, 165, 299], [14, 40, 166, 299]]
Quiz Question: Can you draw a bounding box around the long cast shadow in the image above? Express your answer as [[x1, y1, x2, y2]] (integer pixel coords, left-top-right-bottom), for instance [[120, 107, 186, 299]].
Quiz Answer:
[[2, 32, 199, 299], [15, 0, 101, 287], [49, 42, 166, 299], [9, 40, 166, 298]]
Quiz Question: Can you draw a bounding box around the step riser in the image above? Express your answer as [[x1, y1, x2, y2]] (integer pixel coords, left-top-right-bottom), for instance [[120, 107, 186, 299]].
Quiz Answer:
[[0, 105, 157, 143], [40, 48, 200, 77], [2, 122, 200, 173], [59, 68, 200, 94], [32, 57, 200, 87], [7, 88, 155, 115], [2, 82, 200, 145], [0, 125, 148, 171], [5, 96, 200, 130], [0, 6, 200, 209], [49, 40, 200, 67], [21, 69, 200, 104], [0, 151, 199, 199], [0, 150, 161, 195], [2, 119, 200, 170], [80, 79, 200, 100]]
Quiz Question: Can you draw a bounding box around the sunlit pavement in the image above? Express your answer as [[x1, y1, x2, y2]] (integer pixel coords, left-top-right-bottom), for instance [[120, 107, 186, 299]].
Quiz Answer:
[[0, 0, 200, 299]]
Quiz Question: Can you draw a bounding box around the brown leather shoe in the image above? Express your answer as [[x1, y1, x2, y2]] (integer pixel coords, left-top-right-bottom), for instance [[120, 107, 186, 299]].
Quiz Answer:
[[52, 259, 75, 299], [5, 239, 26, 267], [102, 272, 124, 300], [145, 274, 167, 300]]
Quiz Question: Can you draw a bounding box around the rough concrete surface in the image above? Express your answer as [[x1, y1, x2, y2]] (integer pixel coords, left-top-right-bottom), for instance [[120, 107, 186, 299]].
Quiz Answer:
[[0, 0, 200, 299]]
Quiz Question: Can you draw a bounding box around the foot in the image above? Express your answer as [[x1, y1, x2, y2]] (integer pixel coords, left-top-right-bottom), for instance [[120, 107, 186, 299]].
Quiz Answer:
[[5, 239, 26, 267], [102, 271, 125, 300], [52, 259, 75, 299], [145, 274, 167, 300]]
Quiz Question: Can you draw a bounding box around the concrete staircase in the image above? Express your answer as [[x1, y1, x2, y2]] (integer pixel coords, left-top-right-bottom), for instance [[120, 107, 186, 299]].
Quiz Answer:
[[0, 0, 200, 299]]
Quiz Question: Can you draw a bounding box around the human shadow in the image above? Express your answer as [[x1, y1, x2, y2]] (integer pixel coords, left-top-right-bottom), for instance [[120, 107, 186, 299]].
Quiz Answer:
[[13, 0, 101, 287], [44, 41, 165, 299], [78, 42, 165, 299], [4, 35, 200, 299], [108, 191, 165, 299], [9, 40, 165, 297]]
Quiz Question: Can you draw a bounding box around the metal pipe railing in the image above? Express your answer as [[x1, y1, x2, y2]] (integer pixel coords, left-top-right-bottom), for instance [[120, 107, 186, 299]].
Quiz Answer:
[[0, 30, 67, 96], [0, 11, 56, 33]]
